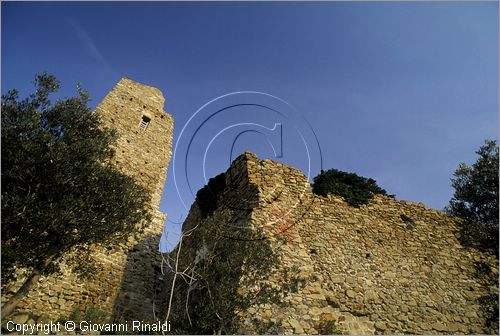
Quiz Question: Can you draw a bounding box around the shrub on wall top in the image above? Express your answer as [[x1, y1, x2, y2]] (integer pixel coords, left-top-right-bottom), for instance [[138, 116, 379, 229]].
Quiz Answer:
[[312, 168, 389, 207]]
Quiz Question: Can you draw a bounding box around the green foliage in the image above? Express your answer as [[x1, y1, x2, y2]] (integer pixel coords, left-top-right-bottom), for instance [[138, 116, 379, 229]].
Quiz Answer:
[[1, 73, 151, 282], [195, 173, 226, 218], [446, 140, 499, 334], [57, 305, 108, 325], [312, 168, 389, 207], [447, 140, 499, 252], [84, 306, 109, 324], [168, 210, 279, 334]]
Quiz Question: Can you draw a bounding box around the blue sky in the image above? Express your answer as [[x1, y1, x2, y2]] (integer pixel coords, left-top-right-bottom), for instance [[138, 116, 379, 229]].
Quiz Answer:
[[2, 2, 498, 251]]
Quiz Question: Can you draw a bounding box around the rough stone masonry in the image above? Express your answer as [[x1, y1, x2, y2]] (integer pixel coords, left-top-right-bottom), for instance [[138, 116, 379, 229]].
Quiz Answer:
[[166, 151, 498, 335], [1, 78, 174, 324], [2, 77, 498, 335]]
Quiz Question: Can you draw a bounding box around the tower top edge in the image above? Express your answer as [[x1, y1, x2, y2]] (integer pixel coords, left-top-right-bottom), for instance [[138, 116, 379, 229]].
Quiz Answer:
[[117, 77, 165, 101]]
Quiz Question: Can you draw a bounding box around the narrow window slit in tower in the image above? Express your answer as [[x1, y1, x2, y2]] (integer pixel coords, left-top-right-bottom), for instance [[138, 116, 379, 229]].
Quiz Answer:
[[139, 115, 151, 130]]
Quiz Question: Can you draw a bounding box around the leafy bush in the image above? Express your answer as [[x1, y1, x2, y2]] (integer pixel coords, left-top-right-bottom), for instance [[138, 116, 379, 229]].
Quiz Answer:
[[166, 209, 279, 334], [57, 305, 108, 324], [312, 168, 389, 207]]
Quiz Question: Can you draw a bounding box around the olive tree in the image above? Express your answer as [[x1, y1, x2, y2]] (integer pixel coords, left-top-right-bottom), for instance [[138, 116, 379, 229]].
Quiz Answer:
[[1, 74, 151, 317]]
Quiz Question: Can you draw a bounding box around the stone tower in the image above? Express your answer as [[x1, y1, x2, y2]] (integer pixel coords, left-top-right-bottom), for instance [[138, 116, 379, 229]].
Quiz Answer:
[[2, 78, 174, 324], [166, 152, 498, 334], [94, 77, 174, 220], [92, 77, 174, 321]]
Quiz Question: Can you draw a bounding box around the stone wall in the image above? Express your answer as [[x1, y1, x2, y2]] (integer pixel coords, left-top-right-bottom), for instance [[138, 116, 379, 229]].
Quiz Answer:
[[94, 77, 173, 210], [1, 78, 173, 325], [165, 151, 498, 335]]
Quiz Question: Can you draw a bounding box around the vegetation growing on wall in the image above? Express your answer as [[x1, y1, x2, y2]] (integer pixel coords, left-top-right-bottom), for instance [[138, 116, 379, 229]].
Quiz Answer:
[[446, 140, 499, 334], [312, 168, 389, 207]]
